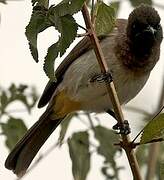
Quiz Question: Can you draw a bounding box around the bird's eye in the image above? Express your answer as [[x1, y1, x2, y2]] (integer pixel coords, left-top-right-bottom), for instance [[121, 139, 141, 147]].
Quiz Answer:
[[132, 24, 136, 29], [154, 24, 160, 30]]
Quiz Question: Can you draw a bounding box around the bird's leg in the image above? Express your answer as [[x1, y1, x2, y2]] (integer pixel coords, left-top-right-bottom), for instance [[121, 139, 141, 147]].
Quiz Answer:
[[90, 71, 113, 83], [106, 110, 131, 135], [92, 72, 131, 135]]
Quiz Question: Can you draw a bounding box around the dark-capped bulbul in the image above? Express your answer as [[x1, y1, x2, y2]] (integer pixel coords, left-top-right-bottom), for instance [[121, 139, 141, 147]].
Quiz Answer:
[[5, 4, 163, 177]]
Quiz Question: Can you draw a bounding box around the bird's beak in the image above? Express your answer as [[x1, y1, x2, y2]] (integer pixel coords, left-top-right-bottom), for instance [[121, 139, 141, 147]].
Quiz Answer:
[[145, 25, 156, 35]]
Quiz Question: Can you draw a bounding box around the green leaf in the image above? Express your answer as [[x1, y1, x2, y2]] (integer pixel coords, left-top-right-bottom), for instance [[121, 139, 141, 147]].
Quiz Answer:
[[128, 0, 152, 7], [43, 42, 59, 80], [94, 126, 119, 163], [9, 84, 38, 113], [43, 14, 77, 79], [50, 0, 85, 17], [1, 118, 27, 151], [94, 126, 120, 177], [8, 83, 17, 94], [101, 165, 122, 180], [140, 113, 164, 144], [0, 84, 38, 115], [95, 2, 116, 36], [0, 0, 6, 4], [58, 15, 78, 56], [25, 6, 51, 62], [32, 0, 49, 8], [68, 131, 90, 180], [29, 87, 38, 108], [0, 91, 8, 113], [17, 84, 28, 93], [110, 1, 120, 16], [58, 114, 73, 145]]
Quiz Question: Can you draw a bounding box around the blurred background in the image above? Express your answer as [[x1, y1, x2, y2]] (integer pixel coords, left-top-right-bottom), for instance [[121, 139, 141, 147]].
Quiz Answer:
[[1, 0, 164, 179]]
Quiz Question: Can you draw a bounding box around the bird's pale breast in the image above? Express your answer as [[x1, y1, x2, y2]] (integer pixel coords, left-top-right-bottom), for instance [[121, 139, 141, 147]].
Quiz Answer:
[[57, 36, 150, 112]]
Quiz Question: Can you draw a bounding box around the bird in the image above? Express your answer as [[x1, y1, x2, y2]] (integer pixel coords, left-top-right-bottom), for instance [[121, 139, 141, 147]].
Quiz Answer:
[[5, 4, 163, 177]]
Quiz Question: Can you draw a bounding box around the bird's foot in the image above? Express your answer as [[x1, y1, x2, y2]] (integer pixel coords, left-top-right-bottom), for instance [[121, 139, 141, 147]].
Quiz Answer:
[[90, 72, 113, 83], [113, 120, 131, 135]]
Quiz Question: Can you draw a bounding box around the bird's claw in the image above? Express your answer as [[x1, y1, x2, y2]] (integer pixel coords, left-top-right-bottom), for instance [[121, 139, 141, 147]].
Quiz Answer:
[[113, 120, 131, 135], [90, 72, 113, 83]]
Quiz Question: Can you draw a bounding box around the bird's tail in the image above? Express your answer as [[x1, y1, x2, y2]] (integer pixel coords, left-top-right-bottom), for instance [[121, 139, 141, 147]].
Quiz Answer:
[[5, 110, 63, 177]]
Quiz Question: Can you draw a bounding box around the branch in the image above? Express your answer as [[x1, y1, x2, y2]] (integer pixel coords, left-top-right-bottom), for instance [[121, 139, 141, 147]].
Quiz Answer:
[[81, 3, 142, 180]]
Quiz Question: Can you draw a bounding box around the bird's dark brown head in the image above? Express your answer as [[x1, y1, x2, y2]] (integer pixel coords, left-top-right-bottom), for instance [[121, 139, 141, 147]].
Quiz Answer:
[[127, 4, 163, 57]]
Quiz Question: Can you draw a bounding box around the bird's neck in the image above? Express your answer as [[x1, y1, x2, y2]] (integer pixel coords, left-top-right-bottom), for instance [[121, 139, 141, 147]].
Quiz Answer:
[[114, 34, 160, 74]]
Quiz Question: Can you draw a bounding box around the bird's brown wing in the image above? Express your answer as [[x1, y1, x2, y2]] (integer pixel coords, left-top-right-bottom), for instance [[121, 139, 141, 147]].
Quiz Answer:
[[38, 19, 128, 108]]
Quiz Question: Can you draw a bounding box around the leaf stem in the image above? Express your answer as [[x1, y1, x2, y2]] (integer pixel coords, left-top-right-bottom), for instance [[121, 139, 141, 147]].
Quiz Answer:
[[86, 113, 95, 129], [134, 138, 164, 147], [76, 114, 91, 128], [77, 23, 87, 31], [81, 3, 142, 180]]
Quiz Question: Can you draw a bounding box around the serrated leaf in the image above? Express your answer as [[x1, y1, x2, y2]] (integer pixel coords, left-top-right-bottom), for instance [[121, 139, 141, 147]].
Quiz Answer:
[[1, 118, 27, 151], [50, 0, 85, 17], [68, 131, 90, 180], [140, 113, 164, 144], [32, 0, 49, 8], [94, 125, 119, 163], [94, 125, 120, 177], [58, 114, 73, 146], [58, 15, 78, 56], [29, 86, 38, 108], [101, 165, 122, 180], [128, 0, 152, 7], [25, 6, 51, 62], [10, 84, 37, 113], [48, 14, 78, 57], [17, 84, 28, 93], [95, 2, 116, 36], [0, 91, 8, 112], [110, 1, 120, 16], [9, 83, 16, 94], [1, 84, 38, 114], [43, 42, 58, 80]]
